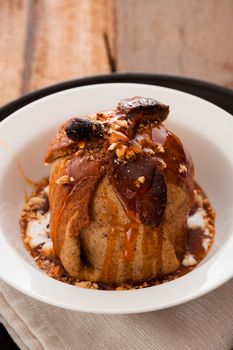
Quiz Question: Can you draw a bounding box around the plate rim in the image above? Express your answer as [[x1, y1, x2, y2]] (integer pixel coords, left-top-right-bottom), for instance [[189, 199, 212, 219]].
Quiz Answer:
[[0, 73, 232, 121], [0, 78, 233, 314]]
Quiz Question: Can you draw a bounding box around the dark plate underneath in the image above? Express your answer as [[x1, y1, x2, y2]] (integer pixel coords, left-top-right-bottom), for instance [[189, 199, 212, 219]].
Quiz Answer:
[[0, 73, 232, 348], [0, 74, 233, 121]]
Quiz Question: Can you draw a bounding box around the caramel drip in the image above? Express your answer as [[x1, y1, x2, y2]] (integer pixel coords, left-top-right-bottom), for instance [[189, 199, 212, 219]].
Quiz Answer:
[[141, 224, 164, 278], [156, 224, 164, 274], [100, 188, 119, 282], [185, 228, 206, 261], [100, 186, 140, 282], [151, 124, 194, 196], [123, 222, 138, 262], [0, 139, 35, 200], [50, 185, 74, 256], [141, 226, 155, 278]]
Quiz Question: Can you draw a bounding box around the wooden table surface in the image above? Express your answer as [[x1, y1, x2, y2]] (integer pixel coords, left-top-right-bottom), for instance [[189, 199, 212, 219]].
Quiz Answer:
[[0, 0, 232, 348], [0, 0, 233, 108]]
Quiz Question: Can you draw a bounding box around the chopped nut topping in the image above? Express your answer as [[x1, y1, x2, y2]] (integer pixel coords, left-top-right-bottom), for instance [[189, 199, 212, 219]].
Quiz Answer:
[[116, 145, 127, 158], [56, 175, 70, 185], [109, 130, 129, 144], [134, 176, 146, 188], [159, 159, 167, 169], [179, 164, 187, 174], [70, 176, 75, 182], [157, 145, 165, 153], [194, 189, 203, 207], [126, 149, 135, 160], [108, 142, 117, 151], [130, 141, 142, 154], [138, 176, 145, 184], [113, 124, 121, 130], [143, 281, 149, 287], [28, 196, 46, 207], [115, 119, 128, 128], [75, 281, 92, 288], [143, 147, 155, 155]]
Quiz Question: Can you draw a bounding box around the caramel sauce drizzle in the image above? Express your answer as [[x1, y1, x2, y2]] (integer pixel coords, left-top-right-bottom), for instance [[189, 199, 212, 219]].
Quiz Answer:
[[123, 223, 138, 262], [0, 139, 35, 186], [100, 187, 120, 282], [0, 139, 38, 202], [50, 184, 74, 256]]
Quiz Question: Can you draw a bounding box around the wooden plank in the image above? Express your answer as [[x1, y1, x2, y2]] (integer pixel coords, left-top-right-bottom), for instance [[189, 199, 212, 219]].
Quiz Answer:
[[0, 0, 29, 106], [24, 0, 115, 93], [0, 0, 115, 106], [116, 0, 233, 88]]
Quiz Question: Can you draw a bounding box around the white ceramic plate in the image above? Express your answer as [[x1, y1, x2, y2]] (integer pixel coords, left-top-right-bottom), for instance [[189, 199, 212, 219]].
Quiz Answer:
[[0, 83, 233, 314]]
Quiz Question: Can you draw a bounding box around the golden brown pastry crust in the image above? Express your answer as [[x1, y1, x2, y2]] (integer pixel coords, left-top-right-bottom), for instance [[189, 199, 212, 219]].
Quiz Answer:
[[46, 97, 194, 284]]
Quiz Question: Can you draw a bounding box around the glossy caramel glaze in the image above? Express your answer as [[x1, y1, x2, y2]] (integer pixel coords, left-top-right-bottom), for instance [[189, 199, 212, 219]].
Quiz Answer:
[[108, 154, 167, 227]]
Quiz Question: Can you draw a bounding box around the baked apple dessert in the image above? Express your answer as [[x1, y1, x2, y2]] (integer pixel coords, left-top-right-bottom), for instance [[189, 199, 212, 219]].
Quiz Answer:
[[20, 97, 215, 289]]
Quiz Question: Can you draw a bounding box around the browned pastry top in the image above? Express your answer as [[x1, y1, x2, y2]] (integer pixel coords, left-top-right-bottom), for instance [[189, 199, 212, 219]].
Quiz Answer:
[[45, 97, 193, 257]]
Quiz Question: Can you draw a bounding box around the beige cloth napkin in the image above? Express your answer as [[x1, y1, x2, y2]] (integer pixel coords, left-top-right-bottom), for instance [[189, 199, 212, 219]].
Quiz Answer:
[[1, 279, 233, 350]]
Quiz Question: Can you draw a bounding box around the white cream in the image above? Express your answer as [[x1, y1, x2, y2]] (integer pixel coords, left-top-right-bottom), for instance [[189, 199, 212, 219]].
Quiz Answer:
[[182, 254, 197, 267], [203, 227, 210, 237], [26, 212, 51, 248], [44, 186, 49, 194], [202, 238, 211, 252], [187, 208, 206, 230], [41, 240, 53, 252]]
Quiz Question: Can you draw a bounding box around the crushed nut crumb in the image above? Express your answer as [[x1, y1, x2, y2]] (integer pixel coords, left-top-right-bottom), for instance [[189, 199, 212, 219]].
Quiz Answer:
[[158, 159, 167, 169], [116, 286, 125, 291], [56, 175, 70, 185], [108, 127, 114, 134], [108, 142, 117, 151], [157, 145, 165, 153], [143, 148, 155, 155], [115, 119, 128, 128], [116, 146, 127, 158], [138, 176, 145, 184], [92, 282, 99, 289], [126, 149, 135, 160], [75, 281, 93, 288], [27, 196, 45, 208], [134, 176, 145, 187], [179, 163, 187, 174], [194, 189, 203, 207]]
